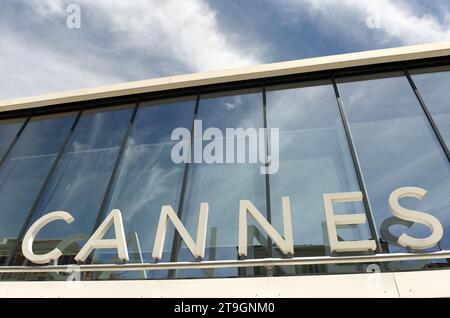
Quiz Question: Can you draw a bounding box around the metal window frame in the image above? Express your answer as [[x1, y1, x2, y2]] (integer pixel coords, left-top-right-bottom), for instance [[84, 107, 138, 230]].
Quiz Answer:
[[262, 86, 274, 265], [168, 89, 270, 279], [331, 77, 383, 253], [404, 69, 450, 162], [82, 101, 140, 276], [0, 250, 449, 274], [168, 94, 200, 278], [0, 115, 31, 170], [91, 101, 140, 233]]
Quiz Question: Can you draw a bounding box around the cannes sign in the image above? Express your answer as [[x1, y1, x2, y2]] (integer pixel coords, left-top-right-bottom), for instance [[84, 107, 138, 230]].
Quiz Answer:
[[21, 186, 444, 265]]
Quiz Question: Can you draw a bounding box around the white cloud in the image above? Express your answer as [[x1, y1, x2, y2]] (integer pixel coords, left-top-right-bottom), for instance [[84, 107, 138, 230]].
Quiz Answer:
[[31, 0, 65, 16], [0, 0, 261, 99], [0, 32, 121, 99], [85, 0, 260, 71], [281, 0, 450, 45]]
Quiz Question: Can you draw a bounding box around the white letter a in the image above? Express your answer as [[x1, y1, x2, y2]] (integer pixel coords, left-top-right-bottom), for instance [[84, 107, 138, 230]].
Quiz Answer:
[[75, 209, 129, 262]]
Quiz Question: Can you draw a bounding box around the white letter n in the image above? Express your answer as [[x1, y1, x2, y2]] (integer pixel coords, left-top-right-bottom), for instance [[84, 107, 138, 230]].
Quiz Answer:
[[152, 204, 208, 261], [239, 197, 293, 257]]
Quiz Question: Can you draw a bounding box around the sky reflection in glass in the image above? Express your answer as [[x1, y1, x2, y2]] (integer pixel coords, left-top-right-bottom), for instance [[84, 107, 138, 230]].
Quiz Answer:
[[338, 73, 450, 260], [21, 106, 134, 266], [176, 90, 267, 278], [93, 98, 196, 279], [0, 112, 76, 263], [266, 81, 370, 253], [411, 67, 450, 151]]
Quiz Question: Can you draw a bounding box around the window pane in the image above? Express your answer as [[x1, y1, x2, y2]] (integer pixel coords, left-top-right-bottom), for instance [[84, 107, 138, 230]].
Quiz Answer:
[[0, 117, 25, 159], [411, 66, 450, 150], [90, 98, 196, 280], [12, 105, 134, 273], [0, 112, 76, 265], [176, 89, 267, 279], [266, 81, 371, 275], [338, 73, 450, 270]]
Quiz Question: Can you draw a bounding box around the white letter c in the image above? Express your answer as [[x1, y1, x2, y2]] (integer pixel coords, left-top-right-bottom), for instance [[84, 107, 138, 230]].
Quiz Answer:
[[22, 211, 74, 264]]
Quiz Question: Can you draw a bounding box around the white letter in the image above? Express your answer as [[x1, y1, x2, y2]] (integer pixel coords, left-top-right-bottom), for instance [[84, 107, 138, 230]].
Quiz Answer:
[[230, 128, 258, 163], [152, 203, 208, 261], [239, 197, 293, 257], [193, 119, 203, 163], [22, 211, 74, 264], [389, 187, 443, 250], [75, 209, 128, 262], [171, 127, 191, 164], [323, 192, 376, 252], [259, 128, 279, 175], [203, 127, 223, 163], [225, 128, 235, 163], [66, 4, 81, 29]]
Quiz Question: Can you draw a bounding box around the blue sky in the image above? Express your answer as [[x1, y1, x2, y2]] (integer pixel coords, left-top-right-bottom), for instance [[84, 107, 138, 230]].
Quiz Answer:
[[1, 0, 450, 100]]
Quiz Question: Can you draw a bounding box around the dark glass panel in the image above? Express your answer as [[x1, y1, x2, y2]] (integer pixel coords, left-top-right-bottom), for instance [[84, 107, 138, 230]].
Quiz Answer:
[[266, 80, 372, 275], [338, 72, 450, 271], [90, 97, 196, 280], [175, 89, 267, 278], [11, 105, 134, 277], [0, 117, 25, 160], [411, 66, 450, 150], [0, 112, 76, 265]]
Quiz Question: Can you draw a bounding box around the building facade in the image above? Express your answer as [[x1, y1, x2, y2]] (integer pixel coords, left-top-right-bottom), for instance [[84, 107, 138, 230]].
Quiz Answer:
[[1, 42, 450, 297]]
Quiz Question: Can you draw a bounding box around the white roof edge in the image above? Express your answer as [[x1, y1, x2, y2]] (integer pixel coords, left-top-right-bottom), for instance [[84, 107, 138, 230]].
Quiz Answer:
[[2, 41, 450, 113]]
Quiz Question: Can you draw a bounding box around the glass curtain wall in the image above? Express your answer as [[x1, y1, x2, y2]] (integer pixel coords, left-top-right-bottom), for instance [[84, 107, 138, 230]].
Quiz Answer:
[[0, 65, 450, 280]]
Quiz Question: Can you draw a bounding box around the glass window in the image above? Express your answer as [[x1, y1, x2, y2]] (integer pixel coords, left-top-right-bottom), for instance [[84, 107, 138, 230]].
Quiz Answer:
[[0, 117, 26, 160], [175, 89, 267, 278], [266, 80, 371, 275], [12, 105, 134, 272], [90, 97, 196, 280], [411, 66, 450, 150], [0, 112, 76, 265], [337, 73, 450, 270]]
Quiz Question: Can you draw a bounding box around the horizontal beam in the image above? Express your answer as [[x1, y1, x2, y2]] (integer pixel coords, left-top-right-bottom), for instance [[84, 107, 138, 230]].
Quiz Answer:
[[1, 42, 450, 113], [1, 250, 450, 273]]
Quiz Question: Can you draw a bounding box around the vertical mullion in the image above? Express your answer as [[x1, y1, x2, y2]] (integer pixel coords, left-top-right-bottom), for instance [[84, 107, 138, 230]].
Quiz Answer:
[[90, 101, 140, 235], [0, 114, 31, 170], [168, 94, 200, 279], [404, 69, 450, 163], [5, 108, 84, 266], [81, 102, 139, 280], [331, 77, 383, 254], [262, 86, 274, 266]]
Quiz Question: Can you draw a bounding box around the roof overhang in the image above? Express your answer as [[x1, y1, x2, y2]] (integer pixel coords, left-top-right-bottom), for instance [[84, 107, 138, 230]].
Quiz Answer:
[[2, 41, 450, 113]]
